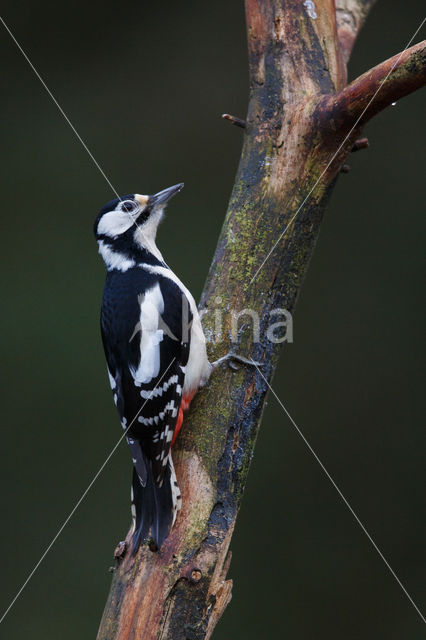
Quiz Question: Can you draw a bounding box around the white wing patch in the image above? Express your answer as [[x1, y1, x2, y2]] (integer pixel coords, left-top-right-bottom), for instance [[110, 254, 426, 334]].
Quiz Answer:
[[107, 368, 116, 389], [139, 263, 211, 394], [130, 283, 165, 384]]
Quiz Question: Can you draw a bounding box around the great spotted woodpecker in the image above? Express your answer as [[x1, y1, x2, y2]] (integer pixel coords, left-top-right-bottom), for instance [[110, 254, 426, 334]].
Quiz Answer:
[[94, 183, 217, 552]]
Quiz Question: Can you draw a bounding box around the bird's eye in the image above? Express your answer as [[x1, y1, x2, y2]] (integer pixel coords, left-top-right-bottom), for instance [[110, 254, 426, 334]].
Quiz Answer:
[[121, 200, 138, 213]]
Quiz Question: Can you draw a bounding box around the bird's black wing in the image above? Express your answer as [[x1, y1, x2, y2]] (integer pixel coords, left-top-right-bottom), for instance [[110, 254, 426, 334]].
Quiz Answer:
[[101, 267, 191, 486]]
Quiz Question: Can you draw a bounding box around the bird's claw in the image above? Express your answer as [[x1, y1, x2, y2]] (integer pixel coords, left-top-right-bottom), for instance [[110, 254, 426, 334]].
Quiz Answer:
[[210, 352, 262, 371]]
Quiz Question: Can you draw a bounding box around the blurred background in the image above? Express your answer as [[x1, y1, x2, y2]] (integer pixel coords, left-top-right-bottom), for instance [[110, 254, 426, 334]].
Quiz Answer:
[[0, 1, 424, 638]]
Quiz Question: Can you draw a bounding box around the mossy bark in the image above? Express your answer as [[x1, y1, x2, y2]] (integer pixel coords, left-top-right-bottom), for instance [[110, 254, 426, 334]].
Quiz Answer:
[[97, 2, 425, 638]]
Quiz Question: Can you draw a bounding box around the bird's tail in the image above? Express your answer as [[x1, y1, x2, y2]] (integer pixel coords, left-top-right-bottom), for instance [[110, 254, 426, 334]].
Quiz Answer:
[[130, 452, 181, 553]]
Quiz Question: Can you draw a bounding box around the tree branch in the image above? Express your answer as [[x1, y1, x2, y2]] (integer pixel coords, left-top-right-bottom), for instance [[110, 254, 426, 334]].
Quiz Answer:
[[322, 40, 426, 128], [336, 0, 378, 65], [97, 3, 425, 638], [221, 113, 247, 128], [351, 136, 369, 151]]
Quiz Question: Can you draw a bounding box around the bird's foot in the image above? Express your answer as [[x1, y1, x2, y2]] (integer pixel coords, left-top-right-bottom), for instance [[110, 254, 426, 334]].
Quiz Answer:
[[210, 352, 262, 372]]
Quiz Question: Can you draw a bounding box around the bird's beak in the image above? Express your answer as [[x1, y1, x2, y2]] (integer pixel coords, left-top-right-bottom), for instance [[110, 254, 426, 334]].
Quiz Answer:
[[148, 183, 184, 208]]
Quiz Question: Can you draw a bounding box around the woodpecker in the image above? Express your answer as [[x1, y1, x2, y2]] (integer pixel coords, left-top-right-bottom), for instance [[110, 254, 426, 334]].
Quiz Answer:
[[94, 183, 214, 552]]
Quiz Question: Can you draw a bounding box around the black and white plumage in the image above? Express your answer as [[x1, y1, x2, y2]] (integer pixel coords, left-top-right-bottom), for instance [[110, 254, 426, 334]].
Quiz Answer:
[[94, 184, 211, 551]]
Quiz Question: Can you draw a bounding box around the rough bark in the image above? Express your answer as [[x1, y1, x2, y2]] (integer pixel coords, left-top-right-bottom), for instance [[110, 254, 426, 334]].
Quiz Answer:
[[97, 2, 425, 638], [336, 0, 377, 66]]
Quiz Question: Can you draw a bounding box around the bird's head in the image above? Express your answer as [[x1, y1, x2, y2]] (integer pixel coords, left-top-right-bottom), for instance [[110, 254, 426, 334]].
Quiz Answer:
[[94, 183, 184, 269]]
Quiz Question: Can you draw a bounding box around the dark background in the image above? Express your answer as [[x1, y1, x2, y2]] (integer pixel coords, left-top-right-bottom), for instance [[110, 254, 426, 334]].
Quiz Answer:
[[0, 2, 424, 638]]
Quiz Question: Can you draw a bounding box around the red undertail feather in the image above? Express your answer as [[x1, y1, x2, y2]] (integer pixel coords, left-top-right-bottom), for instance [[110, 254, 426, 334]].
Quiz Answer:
[[171, 392, 196, 446]]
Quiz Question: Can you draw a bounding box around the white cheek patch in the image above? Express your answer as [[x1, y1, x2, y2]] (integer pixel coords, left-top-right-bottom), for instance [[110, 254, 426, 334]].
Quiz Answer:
[[97, 208, 135, 237]]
